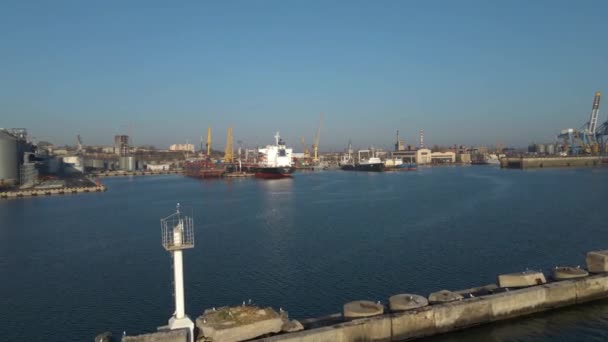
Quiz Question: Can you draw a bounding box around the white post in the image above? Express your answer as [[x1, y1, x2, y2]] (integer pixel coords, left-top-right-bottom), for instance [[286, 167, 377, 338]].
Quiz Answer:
[[172, 221, 185, 319], [160, 208, 194, 342], [173, 249, 186, 319]]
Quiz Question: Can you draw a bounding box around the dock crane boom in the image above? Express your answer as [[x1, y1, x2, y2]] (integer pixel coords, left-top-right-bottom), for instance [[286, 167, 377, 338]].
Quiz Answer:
[[312, 113, 323, 162], [587, 91, 601, 142], [206, 127, 211, 156], [224, 127, 233, 163], [76, 134, 83, 153], [300, 137, 310, 157]]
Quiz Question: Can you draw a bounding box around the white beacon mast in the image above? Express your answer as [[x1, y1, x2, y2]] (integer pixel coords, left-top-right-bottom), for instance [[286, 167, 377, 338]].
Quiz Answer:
[[160, 203, 195, 341]]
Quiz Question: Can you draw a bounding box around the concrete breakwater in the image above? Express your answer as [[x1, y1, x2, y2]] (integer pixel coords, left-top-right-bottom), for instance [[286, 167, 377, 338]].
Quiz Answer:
[[116, 250, 608, 342], [0, 185, 106, 199], [500, 156, 606, 169], [92, 170, 184, 177], [254, 274, 607, 342]]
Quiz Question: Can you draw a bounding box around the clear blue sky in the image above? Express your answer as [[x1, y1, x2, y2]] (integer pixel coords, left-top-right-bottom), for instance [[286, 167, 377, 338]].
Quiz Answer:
[[1, 0, 607, 151]]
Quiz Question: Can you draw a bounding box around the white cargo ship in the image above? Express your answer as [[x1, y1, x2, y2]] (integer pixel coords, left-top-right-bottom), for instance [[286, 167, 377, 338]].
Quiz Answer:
[[256, 132, 295, 178]]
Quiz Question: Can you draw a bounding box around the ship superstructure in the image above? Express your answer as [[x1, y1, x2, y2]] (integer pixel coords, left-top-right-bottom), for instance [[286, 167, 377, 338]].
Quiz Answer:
[[256, 132, 295, 178]]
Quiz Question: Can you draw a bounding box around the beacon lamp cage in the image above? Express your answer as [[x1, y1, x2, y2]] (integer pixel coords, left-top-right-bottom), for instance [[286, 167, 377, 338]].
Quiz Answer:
[[161, 205, 194, 251]]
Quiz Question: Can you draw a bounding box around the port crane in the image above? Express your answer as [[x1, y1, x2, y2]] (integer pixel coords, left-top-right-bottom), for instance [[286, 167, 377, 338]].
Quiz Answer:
[[596, 119, 608, 153], [558, 92, 604, 155], [224, 127, 233, 163], [76, 134, 83, 154], [312, 113, 323, 163], [206, 127, 212, 156], [300, 137, 310, 157]]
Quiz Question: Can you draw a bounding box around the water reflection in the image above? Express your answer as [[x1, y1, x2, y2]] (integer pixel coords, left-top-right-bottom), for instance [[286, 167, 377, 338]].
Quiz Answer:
[[257, 178, 295, 238]]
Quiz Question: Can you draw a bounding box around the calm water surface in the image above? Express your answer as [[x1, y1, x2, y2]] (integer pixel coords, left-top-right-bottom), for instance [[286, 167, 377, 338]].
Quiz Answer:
[[1, 166, 608, 341]]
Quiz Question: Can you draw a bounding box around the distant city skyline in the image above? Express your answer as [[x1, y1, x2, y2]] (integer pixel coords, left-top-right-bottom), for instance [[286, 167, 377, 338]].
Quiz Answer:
[[2, 1, 607, 150]]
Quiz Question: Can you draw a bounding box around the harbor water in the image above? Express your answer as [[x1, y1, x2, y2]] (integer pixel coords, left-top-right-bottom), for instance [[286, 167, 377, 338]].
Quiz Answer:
[[1, 166, 608, 341]]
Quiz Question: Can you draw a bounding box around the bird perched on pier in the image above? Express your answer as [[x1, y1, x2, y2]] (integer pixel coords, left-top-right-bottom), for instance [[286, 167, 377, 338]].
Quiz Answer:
[[248, 299, 252, 305], [242, 301, 246, 306], [212, 307, 216, 311]]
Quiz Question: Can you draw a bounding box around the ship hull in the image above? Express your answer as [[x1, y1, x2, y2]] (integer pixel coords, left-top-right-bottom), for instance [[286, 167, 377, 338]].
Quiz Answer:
[[255, 167, 295, 179], [340, 164, 356, 171], [355, 163, 385, 172]]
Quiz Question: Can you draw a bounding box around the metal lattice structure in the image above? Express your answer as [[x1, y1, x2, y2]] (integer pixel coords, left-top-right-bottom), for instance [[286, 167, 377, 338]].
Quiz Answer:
[[557, 92, 605, 155], [161, 205, 194, 251]]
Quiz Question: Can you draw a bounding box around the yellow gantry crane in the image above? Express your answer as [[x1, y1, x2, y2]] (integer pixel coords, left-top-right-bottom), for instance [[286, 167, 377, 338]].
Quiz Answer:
[[224, 127, 234, 163], [312, 113, 323, 162], [206, 127, 212, 156], [300, 137, 310, 157]]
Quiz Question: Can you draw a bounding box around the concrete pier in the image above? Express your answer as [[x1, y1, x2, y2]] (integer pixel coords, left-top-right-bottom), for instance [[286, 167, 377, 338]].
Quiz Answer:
[[253, 273, 608, 342], [0, 185, 106, 199], [500, 156, 605, 169], [118, 250, 608, 342], [92, 170, 184, 177]]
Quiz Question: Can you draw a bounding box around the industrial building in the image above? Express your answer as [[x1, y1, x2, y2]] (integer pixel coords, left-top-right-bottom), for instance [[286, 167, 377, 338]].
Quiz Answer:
[[391, 149, 456, 164], [170, 144, 195, 153], [0, 128, 37, 188], [114, 135, 129, 156], [391, 148, 432, 164], [119, 156, 137, 171], [146, 164, 170, 171], [430, 151, 456, 163], [62, 156, 84, 173]]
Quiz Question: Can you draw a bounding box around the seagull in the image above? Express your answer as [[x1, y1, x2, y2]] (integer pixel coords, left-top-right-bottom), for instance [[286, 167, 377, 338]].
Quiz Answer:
[[242, 301, 246, 306], [577, 265, 581, 269], [279, 307, 283, 313], [203, 319, 207, 324], [376, 301, 381, 305], [248, 299, 252, 304], [212, 307, 216, 311], [123, 331, 126, 337], [469, 293, 475, 298]]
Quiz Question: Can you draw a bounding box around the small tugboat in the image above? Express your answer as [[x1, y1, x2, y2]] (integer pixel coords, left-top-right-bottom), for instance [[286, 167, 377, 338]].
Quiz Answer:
[[339, 140, 356, 171], [255, 132, 295, 179]]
